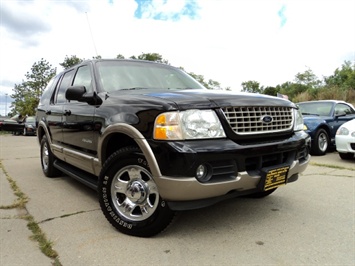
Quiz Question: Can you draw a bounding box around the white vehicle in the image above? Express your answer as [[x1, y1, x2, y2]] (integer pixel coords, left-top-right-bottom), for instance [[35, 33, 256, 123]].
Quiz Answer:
[[335, 119, 355, 160]]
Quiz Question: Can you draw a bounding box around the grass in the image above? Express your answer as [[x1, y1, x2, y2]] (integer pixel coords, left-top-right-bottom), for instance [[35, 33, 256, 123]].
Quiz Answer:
[[310, 161, 355, 172], [25, 215, 58, 258], [0, 162, 28, 209], [0, 160, 62, 265]]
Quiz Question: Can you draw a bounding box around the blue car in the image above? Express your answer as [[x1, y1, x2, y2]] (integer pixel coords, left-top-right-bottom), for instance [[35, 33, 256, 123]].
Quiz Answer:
[[298, 100, 355, 155]]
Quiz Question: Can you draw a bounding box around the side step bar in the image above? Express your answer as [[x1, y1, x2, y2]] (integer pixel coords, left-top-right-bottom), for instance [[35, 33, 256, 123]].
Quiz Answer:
[[54, 160, 98, 191]]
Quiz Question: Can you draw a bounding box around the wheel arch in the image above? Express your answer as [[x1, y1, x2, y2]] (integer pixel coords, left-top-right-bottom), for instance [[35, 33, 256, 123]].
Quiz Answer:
[[315, 124, 331, 139], [37, 121, 52, 146], [98, 123, 162, 178]]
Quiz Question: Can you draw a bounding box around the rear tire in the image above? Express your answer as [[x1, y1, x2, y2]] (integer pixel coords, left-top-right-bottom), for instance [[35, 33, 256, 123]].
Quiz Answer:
[[98, 146, 175, 237], [40, 135, 61, 177]]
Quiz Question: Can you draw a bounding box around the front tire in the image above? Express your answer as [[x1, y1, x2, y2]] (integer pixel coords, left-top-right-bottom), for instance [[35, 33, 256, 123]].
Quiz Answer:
[[40, 135, 61, 177], [339, 152, 354, 160], [311, 129, 329, 155], [98, 146, 175, 237], [245, 188, 277, 198]]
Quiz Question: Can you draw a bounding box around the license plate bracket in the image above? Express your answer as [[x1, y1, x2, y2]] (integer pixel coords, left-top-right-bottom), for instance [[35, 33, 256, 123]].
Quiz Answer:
[[259, 165, 290, 191]]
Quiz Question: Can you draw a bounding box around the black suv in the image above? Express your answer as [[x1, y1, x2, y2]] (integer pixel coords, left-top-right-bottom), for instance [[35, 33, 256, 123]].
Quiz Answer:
[[36, 59, 310, 237]]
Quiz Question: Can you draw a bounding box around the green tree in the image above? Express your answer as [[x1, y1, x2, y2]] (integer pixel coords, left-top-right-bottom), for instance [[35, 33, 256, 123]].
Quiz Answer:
[[325, 60, 355, 89], [263, 86, 278, 96], [60, 55, 83, 69], [11, 59, 56, 116], [276, 82, 308, 101], [274, 69, 320, 101], [131, 52, 170, 64], [183, 71, 222, 90], [241, 80, 263, 93], [116, 54, 125, 59], [294, 68, 321, 88]]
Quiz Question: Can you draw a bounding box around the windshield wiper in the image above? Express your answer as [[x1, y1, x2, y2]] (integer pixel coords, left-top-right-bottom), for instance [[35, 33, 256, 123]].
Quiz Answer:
[[169, 87, 196, 90], [119, 87, 148, 91], [302, 112, 319, 116]]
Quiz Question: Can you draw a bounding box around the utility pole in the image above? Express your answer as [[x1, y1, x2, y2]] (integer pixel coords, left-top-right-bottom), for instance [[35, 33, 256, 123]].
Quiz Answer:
[[5, 93, 8, 116]]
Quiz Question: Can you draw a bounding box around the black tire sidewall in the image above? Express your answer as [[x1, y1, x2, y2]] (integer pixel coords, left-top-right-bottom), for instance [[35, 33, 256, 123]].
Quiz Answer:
[[339, 152, 354, 160], [40, 135, 60, 177], [245, 188, 277, 198], [98, 148, 174, 237]]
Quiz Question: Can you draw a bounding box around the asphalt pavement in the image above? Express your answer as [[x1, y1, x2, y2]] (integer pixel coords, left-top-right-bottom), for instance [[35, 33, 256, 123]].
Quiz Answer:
[[0, 134, 354, 266]]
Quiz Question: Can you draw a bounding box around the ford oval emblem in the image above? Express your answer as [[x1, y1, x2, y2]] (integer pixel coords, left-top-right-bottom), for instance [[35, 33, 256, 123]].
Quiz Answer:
[[261, 115, 273, 124]]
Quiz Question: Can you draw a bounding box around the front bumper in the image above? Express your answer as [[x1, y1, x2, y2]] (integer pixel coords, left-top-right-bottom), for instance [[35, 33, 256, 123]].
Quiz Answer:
[[149, 131, 311, 203], [157, 156, 309, 201], [336, 135, 355, 153]]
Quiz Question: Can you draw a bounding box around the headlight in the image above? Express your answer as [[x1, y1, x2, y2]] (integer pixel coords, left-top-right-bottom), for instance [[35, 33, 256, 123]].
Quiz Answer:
[[294, 108, 304, 132], [154, 109, 226, 140], [336, 127, 349, 136]]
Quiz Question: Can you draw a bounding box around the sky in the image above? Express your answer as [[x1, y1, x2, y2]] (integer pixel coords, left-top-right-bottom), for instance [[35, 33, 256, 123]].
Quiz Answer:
[[0, 0, 355, 116]]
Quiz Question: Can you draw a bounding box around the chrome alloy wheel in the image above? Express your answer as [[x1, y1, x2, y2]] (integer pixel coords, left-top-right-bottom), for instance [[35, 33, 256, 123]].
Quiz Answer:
[[111, 165, 159, 222], [317, 132, 328, 152], [42, 141, 49, 171]]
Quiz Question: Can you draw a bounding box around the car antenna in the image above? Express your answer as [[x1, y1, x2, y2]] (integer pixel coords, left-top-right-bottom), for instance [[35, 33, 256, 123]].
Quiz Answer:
[[85, 12, 98, 57]]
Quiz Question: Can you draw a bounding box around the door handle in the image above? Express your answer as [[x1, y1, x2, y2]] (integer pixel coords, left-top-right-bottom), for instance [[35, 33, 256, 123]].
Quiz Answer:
[[64, 110, 71, 116], [45, 110, 51, 115]]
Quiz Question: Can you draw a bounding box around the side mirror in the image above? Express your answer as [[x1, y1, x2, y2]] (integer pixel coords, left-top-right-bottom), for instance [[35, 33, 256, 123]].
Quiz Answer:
[[66, 86, 86, 101], [66, 86, 102, 105], [335, 110, 346, 117]]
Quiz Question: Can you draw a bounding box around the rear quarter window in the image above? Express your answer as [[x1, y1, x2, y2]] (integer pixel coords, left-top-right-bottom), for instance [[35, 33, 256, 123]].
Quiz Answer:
[[39, 75, 61, 105]]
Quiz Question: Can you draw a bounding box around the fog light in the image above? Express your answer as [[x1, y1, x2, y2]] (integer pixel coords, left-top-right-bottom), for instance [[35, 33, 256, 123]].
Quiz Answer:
[[195, 164, 212, 182]]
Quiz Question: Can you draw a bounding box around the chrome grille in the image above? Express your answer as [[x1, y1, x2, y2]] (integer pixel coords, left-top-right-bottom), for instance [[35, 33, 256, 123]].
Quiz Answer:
[[221, 106, 293, 135]]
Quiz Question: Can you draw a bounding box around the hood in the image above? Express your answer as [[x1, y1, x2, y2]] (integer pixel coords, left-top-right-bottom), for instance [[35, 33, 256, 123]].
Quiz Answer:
[[144, 89, 296, 110], [303, 115, 331, 121], [302, 115, 330, 131]]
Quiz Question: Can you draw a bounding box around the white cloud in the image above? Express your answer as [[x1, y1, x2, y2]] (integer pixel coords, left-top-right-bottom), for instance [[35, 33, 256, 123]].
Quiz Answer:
[[0, 0, 354, 107]]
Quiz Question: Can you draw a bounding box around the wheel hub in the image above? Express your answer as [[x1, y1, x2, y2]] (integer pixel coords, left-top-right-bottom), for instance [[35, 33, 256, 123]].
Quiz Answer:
[[127, 180, 147, 203], [110, 165, 160, 222]]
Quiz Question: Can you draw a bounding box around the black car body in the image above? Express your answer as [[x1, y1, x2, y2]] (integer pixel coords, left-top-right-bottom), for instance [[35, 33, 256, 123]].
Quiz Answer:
[[0, 115, 24, 135], [298, 100, 355, 155], [36, 59, 311, 237], [23, 116, 37, 136], [0, 115, 37, 136]]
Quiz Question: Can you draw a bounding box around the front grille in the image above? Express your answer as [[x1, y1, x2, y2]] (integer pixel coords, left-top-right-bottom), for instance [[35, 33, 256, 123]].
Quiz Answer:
[[221, 106, 293, 135], [245, 152, 289, 172]]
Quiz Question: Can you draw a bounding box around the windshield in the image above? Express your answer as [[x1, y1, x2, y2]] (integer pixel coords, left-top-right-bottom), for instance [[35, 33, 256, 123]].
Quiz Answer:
[[96, 60, 205, 92], [298, 102, 333, 116]]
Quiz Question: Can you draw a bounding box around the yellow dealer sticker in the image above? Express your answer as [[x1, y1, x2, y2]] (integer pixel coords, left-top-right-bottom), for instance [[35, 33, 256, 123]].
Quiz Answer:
[[263, 166, 290, 191]]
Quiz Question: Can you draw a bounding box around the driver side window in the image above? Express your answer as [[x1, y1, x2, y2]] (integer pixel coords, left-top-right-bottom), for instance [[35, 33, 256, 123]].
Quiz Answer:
[[73, 65, 92, 93], [335, 103, 354, 115]]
